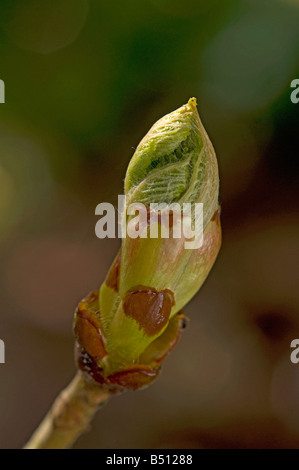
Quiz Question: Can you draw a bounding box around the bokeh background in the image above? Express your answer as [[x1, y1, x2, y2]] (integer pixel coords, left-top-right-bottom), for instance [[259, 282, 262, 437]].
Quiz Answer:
[[0, 0, 299, 449]]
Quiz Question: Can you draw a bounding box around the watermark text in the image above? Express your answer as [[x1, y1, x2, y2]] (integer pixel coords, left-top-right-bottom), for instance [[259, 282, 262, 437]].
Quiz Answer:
[[95, 196, 204, 249], [290, 339, 299, 364], [0, 339, 5, 364], [0, 79, 5, 103], [290, 79, 299, 104]]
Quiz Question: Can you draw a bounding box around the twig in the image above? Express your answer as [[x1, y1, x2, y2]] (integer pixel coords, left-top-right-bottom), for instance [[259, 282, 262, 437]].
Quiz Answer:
[[24, 372, 110, 449]]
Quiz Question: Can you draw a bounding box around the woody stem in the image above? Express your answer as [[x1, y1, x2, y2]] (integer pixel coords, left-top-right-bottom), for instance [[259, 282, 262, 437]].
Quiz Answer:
[[24, 372, 110, 449]]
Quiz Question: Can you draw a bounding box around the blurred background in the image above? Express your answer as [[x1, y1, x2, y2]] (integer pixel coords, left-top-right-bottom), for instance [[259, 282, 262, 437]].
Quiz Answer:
[[0, 0, 299, 449]]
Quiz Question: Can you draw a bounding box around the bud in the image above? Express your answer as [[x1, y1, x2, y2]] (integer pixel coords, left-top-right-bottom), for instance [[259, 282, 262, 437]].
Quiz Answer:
[[74, 98, 221, 392]]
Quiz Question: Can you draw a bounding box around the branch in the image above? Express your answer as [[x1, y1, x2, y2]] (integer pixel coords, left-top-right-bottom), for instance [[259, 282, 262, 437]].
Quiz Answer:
[[24, 372, 110, 449]]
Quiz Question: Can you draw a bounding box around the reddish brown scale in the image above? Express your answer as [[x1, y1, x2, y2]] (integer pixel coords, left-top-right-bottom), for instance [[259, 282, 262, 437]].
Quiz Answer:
[[83, 291, 98, 304], [76, 312, 185, 392], [211, 206, 221, 225], [76, 343, 159, 392], [123, 285, 175, 337], [75, 344, 106, 385], [74, 309, 107, 360], [107, 365, 159, 390], [106, 251, 121, 292]]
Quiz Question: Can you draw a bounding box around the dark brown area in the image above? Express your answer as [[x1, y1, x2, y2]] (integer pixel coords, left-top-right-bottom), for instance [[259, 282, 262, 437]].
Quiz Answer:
[[254, 311, 292, 342], [123, 285, 175, 337]]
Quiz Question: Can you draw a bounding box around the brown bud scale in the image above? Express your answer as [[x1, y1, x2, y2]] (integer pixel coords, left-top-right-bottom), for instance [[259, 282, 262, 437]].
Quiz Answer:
[[123, 286, 175, 337]]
